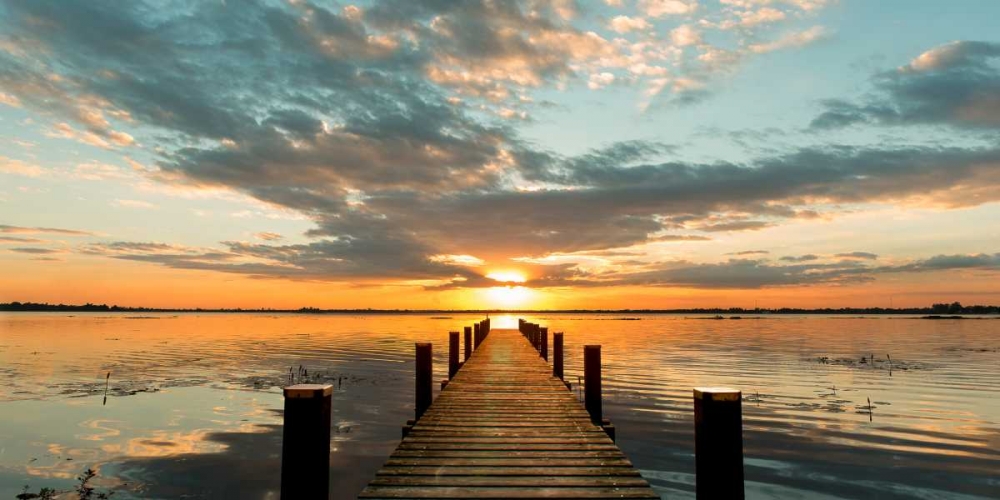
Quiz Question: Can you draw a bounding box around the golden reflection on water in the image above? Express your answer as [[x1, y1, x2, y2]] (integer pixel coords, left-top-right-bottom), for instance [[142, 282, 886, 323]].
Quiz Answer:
[[1, 312, 999, 498]]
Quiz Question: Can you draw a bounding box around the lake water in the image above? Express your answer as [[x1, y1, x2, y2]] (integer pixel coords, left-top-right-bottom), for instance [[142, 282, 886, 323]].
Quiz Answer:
[[1, 313, 998, 499]]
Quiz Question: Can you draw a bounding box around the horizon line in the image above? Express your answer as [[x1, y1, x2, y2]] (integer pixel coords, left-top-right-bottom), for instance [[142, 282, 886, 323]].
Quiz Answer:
[[2, 301, 998, 315]]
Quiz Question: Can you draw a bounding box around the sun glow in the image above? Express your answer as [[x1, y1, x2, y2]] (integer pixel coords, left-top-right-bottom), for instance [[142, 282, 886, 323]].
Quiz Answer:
[[485, 286, 533, 308]]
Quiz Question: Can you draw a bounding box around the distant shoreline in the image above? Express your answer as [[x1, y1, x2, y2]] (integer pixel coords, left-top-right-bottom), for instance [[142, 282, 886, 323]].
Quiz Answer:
[[2, 301, 998, 315]]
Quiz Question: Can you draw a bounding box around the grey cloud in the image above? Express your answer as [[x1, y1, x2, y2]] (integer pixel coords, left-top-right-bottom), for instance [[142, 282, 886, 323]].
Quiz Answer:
[[884, 253, 1000, 273], [727, 250, 769, 256], [254, 232, 283, 242], [780, 254, 819, 262], [697, 220, 773, 232], [10, 247, 61, 254], [0, 236, 44, 243], [811, 41, 1000, 130], [835, 251, 878, 260], [0, 225, 91, 236]]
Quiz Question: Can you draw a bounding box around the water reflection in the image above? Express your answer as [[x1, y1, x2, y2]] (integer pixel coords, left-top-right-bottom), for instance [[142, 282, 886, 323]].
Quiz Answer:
[[1, 313, 998, 499]]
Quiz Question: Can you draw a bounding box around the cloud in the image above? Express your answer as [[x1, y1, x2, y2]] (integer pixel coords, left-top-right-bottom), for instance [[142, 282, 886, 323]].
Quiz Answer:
[[587, 72, 616, 90], [639, 0, 699, 17], [609, 16, 650, 34], [0, 236, 44, 243], [111, 199, 157, 209], [812, 41, 1000, 130], [748, 26, 827, 54], [254, 232, 283, 242], [0, 224, 92, 236], [883, 253, 1000, 273], [0, 156, 45, 177], [720, 7, 786, 30], [728, 250, 769, 256], [779, 254, 818, 262], [670, 25, 702, 46], [9, 247, 62, 254], [835, 251, 877, 260]]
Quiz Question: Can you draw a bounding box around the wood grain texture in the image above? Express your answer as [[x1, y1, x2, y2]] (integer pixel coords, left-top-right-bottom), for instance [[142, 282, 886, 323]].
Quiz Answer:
[[359, 329, 660, 499]]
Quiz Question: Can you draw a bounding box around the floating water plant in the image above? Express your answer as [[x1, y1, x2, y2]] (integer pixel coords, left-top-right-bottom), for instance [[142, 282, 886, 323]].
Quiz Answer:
[[102, 372, 110, 406]]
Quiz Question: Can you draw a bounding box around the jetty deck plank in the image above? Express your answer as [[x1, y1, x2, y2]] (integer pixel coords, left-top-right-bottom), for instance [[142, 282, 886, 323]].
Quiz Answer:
[[359, 329, 659, 499]]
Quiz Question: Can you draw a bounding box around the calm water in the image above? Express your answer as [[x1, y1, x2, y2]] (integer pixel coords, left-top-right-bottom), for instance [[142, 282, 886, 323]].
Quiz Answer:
[[0, 313, 998, 499]]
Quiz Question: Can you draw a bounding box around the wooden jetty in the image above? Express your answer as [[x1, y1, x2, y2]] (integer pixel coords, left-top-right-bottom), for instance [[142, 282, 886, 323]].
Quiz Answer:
[[280, 318, 743, 499], [358, 326, 659, 499]]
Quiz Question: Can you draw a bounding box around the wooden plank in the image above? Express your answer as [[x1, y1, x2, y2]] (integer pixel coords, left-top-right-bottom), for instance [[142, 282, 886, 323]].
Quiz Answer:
[[367, 476, 652, 487], [375, 467, 644, 477], [358, 486, 660, 499], [360, 328, 659, 499]]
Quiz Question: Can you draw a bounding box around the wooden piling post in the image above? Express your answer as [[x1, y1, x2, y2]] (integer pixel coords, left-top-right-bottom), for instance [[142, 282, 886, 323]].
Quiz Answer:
[[553, 332, 564, 380], [464, 326, 472, 361], [693, 387, 744, 500], [415, 343, 432, 420], [540, 326, 548, 361], [281, 384, 332, 499], [584, 345, 602, 424], [473, 323, 482, 349], [449, 331, 459, 379]]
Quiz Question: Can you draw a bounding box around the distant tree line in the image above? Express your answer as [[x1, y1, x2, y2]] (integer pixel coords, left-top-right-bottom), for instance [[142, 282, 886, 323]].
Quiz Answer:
[[1, 301, 998, 314]]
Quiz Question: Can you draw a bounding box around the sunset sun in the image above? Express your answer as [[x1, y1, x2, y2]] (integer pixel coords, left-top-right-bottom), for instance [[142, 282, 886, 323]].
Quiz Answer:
[[485, 271, 527, 284]]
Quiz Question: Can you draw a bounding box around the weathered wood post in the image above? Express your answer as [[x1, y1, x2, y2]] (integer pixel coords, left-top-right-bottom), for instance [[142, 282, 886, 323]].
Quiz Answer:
[[693, 388, 744, 500], [448, 331, 459, 379], [540, 326, 549, 361], [464, 326, 472, 361], [473, 323, 482, 349], [553, 332, 564, 380], [584, 345, 602, 424], [281, 384, 332, 499], [415, 343, 432, 420]]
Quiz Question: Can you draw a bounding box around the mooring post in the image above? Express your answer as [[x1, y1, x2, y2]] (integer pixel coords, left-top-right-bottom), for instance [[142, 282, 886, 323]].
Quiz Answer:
[[584, 345, 602, 424], [464, 326, 472, 361], [280, 384, 332, 499], [448, 331, 459, 379], [694, 387, 744, 500], [540, 326, 549, 361], [415, 343, 432, 420], [473, 323, 482, 349], [553, 332, 564, 380]]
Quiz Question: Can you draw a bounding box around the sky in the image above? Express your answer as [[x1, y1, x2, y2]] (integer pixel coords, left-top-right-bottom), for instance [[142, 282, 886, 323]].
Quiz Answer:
[[1, 0, 999, 310]]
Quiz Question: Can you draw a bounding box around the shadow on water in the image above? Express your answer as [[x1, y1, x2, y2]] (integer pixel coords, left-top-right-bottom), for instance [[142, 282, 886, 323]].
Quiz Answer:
[[611, 401, 1000, 500], [110, 409, 400, 499]]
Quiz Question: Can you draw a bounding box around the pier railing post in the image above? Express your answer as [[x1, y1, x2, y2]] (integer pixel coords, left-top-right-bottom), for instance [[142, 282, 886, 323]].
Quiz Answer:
[[448, 331, 459, 379], [464, 326, 472, 361], [280, 384, 332, 499], [693, 388, 744, 500], [584, 345, 602, 424], [415, 343, 433, 420], [473, 323, 482, 349], [553, 332, 564, 380], [540, 326, 548, 361]]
